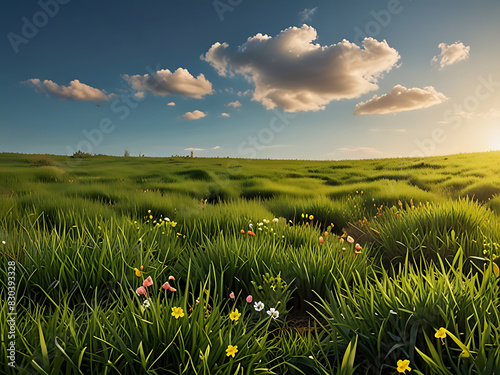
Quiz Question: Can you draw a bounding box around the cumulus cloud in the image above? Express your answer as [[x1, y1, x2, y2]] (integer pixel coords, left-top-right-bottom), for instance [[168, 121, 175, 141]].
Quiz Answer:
[[226, 100, 241, 108], [167, 101, 176, 106], [299, 7, 317, 22], [220, 112, 230, 117], [123, 67, 213, 98], [354, 85, 448, 115], [22, 78, 112, 101], [202, 25, 400, 112], [134, 91, 145, 99], [432, 42, 470, 68], [182, 110, 207, 120]]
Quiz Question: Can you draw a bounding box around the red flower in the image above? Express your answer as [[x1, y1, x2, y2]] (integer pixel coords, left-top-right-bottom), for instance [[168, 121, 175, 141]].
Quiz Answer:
[[247, 231, 255, 236], [143, 276, 153, 288]]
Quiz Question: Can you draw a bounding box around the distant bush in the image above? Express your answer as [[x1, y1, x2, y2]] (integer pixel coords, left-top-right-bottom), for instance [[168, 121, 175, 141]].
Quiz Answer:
[[71, 150, 93, 158]]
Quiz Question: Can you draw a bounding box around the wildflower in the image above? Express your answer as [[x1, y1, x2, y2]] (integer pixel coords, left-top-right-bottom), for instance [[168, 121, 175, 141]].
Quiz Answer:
[[140, 265, 144, 271], [342, 247, 346, 251], [267, 308, 279, 320], [273, 218, 279, 223], [171, 306, 184, 319], [301, 213, 304, 218], [319, 236, 324, 244], [339, 238, 344, 243], [347, 236, 354, 244], [143, 276, 153, 288], [309, 215, 314, 220], [229, 309, 241, 321], [246, 295, 253, 303], [493, 262, 499, 277], [263, 219, 269, 224], [229, 292, 235, 299], [134, 268, 142, 277], [168, 275, 175, 281], [240, 229, 245, 234], [226, 345, 238, 358], [149, 215, 153, 220], [143, 299, 150, 308], [148, 210, 151, 213], [396, 359, 411, 373], [435, 327, 447, 344], [136, 286, 147, 296], [162, 282, 177, 292], [254, 301, 264, 311], [324, 231, 329, 237], [355, 243, 362, 251], [2, 240, 6, 245], [165, 217, 170, 222], [390, 310, 397, 315], [248, 231, 255, 236], [354, 250, 362, 259], [249, 223, 253, 229]]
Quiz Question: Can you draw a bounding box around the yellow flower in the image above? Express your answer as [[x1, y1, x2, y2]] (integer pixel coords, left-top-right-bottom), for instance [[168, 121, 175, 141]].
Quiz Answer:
[[226, 345, 238, 358], [148, 210, 151, 213], [396, 359, 411, 373], [149, 215, 153, 219], [309, 215, 314, 220], [301, 213, 304, 218], [171, 306, 184, 319], [435, 327, 447, 345], [134, 268, 141, 277], [460, 349, 471, 358], [229, 309, 241, 322], [493, 262, 499, 277]]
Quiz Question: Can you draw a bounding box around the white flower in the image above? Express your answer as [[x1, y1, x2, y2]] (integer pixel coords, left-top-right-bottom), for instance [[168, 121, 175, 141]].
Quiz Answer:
[[272, 218, 279, 223], [390, 309, 397, 315], [267, 307, 279, 319], [1, 241, 5, 245], [258, 222, 263, 226], [263, 219, 269, 224], [165, 217, 170, 222], [249, 223, 253, 229], [254, 301, 264, 311], [143, 299, 150, 308]]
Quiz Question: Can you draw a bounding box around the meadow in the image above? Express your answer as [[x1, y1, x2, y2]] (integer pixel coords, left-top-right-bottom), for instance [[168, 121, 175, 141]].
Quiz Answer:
[[0, 151, 499, 374]]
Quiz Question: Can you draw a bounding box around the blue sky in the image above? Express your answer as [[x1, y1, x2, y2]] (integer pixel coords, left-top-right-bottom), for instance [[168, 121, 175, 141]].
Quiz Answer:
[[1, 0, 500, 159]]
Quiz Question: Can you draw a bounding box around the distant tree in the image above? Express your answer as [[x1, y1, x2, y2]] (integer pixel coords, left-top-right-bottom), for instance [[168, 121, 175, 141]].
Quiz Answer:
[[124, 150, 130, 157]]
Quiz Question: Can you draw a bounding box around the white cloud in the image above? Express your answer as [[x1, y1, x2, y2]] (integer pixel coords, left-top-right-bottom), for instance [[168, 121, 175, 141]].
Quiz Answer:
[[185, 147, 205, 151], [213, 146, 221, 149], [220, 112, 230, 117], [134, 91, 145, 99], [23, 78, 112, 101], [299, 7, 317, 22], [123, 67, 213, 98], [354, 85, 448, 115], [237, 89, 252, 97], [182, 110, 207, 120], [337, 147, 382, 154], [202, 25, 400, 112], [226, 100, 241, 108], [439, 108, 500, 124], [432, 42, 470, 69], [167, 101, 176, 106]]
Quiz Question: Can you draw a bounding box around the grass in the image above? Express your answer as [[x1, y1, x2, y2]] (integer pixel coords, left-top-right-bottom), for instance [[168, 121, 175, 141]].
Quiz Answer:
[[0, 151, 499, 374]]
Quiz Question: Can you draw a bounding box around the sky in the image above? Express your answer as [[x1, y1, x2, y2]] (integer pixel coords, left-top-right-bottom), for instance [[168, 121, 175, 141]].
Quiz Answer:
[[1, 0, 500, 160]]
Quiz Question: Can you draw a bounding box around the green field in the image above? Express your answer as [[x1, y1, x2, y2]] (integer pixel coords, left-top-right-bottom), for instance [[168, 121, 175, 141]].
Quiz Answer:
[[1, 152, 500, 374]]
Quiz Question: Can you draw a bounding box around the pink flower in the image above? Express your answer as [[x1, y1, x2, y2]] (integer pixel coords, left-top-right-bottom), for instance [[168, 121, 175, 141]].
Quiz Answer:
[[229, 292, 235, 299], [355, 243, 362, 251], [143, 276, 153, 288], [162, 282, 177, 292], [136, 286, 147, 296], [246, 295, 253, 303], [319, 236, 324, 244]]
